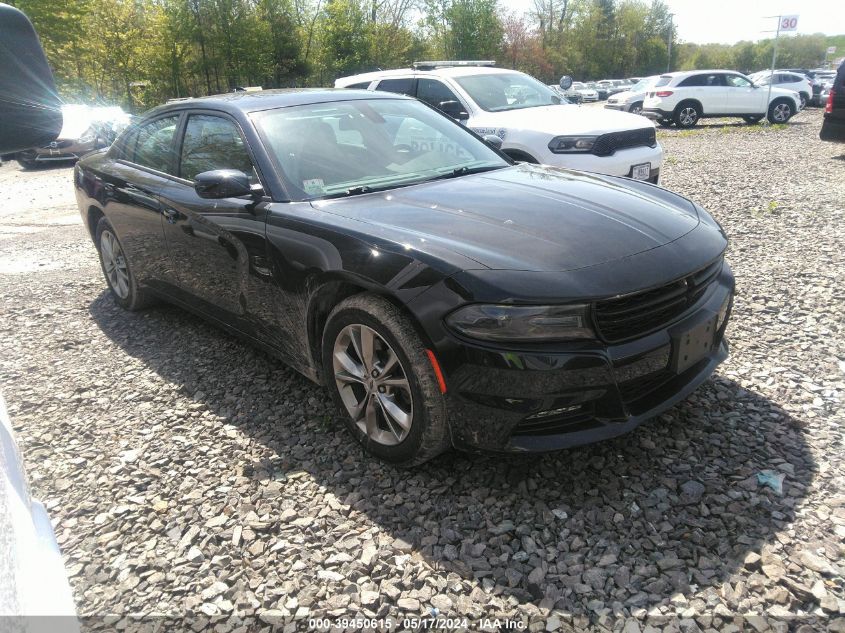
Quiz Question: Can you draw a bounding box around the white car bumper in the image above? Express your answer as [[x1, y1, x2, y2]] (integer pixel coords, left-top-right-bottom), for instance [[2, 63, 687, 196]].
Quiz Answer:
[[539, 143, 664, 182]]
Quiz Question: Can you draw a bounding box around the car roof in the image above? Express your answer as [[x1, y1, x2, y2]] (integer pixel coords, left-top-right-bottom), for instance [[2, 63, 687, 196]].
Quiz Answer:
[[142, 88, 409, 118], [336, 65, 525, 86]]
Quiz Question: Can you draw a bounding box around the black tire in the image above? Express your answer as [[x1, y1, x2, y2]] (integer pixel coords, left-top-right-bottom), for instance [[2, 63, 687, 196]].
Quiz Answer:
[[658, 118, 674, 128], [743, 115, 763, 125], [17, 155, 38, 170], [629, 101, 644, 115], [95, 217, 156, 311], [767, 99, 794, 124], [322, 294, 450, 467], [674, 102, 700, 128], [799, 92, 808, 109]]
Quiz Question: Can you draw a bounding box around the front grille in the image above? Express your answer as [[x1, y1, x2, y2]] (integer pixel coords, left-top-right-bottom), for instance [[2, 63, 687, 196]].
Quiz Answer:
[[594, 258, 723, 343], [592, 127, 656, 157]]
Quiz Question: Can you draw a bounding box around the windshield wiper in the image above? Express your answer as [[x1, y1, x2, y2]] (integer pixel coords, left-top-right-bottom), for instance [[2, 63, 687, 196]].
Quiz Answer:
[[426, 164, 507, 182]]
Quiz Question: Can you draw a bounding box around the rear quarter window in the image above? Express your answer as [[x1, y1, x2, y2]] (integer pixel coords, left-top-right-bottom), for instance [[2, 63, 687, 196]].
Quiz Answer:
[[654, 76, 672, 87]]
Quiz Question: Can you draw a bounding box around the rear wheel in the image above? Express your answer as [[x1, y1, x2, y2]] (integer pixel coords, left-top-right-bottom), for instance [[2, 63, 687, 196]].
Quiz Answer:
[[743, 115, 763, 125], [658, 118, 674, 128], [767, 99, 793, 124], [674, 103, 700, 128], [95, 217, 156, 310], [322, 294, 450, 467]]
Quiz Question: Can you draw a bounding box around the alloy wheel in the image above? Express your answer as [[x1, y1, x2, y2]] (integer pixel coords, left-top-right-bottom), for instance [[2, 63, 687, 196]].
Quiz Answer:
[[630, 104, 643, 114], [679, 107, 698, 126], [773, 103, 791, 122], [332, 324, 413, 446], [100, 229, 130, 299]]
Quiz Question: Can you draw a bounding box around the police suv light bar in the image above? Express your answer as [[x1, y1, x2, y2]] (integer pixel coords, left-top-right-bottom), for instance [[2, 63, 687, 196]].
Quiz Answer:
[[412, 60, 496, 70]]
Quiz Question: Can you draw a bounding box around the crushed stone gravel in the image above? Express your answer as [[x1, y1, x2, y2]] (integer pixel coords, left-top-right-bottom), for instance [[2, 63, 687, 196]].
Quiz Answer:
[[0, 107, 843, 632]]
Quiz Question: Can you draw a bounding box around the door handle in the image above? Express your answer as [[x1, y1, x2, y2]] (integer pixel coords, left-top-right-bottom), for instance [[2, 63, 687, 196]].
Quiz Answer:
[[162, 207, 179, 224]]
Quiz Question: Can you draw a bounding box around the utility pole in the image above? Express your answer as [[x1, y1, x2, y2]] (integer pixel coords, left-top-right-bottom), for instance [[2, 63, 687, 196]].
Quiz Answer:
[[666, 14, 673, 73], [765, 16, 781, 120]]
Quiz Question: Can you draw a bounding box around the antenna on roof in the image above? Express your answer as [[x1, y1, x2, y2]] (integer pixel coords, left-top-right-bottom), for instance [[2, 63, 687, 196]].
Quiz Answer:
[[411, 60, 496, 71]]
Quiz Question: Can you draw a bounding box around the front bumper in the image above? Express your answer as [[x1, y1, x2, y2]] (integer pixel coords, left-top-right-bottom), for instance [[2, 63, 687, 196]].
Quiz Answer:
[[433, 266, 733, 453], [543, 143, 663, 183], [19, 139, 100, 163], [604, 102, 627, 111]]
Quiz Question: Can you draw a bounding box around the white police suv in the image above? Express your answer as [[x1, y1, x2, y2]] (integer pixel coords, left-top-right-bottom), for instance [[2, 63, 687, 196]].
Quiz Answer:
[[336, 61, 664, 183]]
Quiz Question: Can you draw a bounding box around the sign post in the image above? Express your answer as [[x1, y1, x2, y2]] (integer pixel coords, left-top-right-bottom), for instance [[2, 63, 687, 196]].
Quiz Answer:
[[765, 14, 798, 123]]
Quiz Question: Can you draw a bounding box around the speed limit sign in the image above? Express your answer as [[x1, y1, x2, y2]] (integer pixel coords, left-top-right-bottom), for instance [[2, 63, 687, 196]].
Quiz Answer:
[[779, 15, 799, 32]]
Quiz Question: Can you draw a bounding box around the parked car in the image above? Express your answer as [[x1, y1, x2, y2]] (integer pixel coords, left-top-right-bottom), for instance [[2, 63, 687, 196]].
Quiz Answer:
[[15, 103, 131, 169], [813, 71, 837, 106], [605, 75, 661, 114], [642, 70, 801, 127], [586, 81, 609, 100], [74, 89, 733, 466], [598, 80, 629, 96], [820, 61, 845, 143], [749, 71, 812, 109], [548, 84, 582, 104], [0, 393, 79, 627], [572, 81, 599, 102], [336, 62, 663, 181]]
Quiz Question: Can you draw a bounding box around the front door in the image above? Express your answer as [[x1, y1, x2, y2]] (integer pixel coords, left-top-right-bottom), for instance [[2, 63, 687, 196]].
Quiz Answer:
[[158, 112, 270, 336], [724, 74, 760, 114]]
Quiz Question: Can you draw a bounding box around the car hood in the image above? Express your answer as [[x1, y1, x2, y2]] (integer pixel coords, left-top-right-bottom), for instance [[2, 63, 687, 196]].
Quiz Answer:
[[470, 104, 655, 136], [311, 164, 700, 272]]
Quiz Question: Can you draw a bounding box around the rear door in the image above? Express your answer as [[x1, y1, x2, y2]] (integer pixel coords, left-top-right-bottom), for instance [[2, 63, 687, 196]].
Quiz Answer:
[[677, 73, 727, 114], [104, 113, 183, 294]]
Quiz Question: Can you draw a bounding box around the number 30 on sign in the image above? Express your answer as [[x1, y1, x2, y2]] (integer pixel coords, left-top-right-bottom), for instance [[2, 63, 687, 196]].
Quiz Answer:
[[779, 15, 799, 31]]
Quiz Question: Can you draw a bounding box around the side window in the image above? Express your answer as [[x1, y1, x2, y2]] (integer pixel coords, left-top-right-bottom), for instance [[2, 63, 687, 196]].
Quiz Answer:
[[179, 114, 256, 183], [724, 75, 751, 88], [344, 81, 371, 89], [375, 78, 415, 96], [116, 127, 139, 160], [133, 115, 180, 173], [417, 79, 462, 109], [679, 75, 704, 87]]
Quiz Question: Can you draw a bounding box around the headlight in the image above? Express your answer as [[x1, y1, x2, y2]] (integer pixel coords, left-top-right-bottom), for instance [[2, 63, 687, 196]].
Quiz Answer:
[[548, 135, 597, 154], [445, 304, 594, 342]]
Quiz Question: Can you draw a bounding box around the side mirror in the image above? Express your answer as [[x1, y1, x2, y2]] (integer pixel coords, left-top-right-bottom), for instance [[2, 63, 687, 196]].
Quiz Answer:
[[194, 169, 260, 199], [482, 134, 503, 151], [559, 75, 573, 91], [438, 100, 469, 121], [0, 5, 63, 154]]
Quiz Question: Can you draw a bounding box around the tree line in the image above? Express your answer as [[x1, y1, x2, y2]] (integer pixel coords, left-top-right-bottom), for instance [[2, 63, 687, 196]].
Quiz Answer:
[[10, 0, 843, 112]]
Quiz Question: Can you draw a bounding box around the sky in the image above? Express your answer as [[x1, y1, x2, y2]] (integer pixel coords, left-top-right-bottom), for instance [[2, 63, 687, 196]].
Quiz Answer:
[[500, 0, 845, 45]]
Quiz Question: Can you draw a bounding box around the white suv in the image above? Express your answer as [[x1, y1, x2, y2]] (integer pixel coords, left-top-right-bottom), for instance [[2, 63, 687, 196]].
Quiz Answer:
[[642, 70, 802, 128], [336, 62, 664, 183]]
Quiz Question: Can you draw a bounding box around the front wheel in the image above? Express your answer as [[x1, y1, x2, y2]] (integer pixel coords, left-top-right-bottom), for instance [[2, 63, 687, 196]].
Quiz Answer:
[[674, 103, 700, 128], [322, 294, 450, 467], [743, 115, 763, 125], [768, 100, 793, 124], [629, 101, 644, 115], [799, 93, 808, 109], [658, 118, 674, 128]]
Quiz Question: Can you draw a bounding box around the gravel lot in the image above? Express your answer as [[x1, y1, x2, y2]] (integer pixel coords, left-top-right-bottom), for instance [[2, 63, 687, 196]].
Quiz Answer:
[[1, 107, 843, 633]]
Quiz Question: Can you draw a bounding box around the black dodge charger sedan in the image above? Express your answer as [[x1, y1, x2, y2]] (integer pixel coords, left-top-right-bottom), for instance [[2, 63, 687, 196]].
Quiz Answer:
[[75, 89, 733, 466]]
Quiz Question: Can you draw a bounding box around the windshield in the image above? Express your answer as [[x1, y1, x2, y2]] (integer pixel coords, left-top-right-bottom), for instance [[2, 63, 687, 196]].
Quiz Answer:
[[252, 98, 508, 201], [454, 72, 562, 112]]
